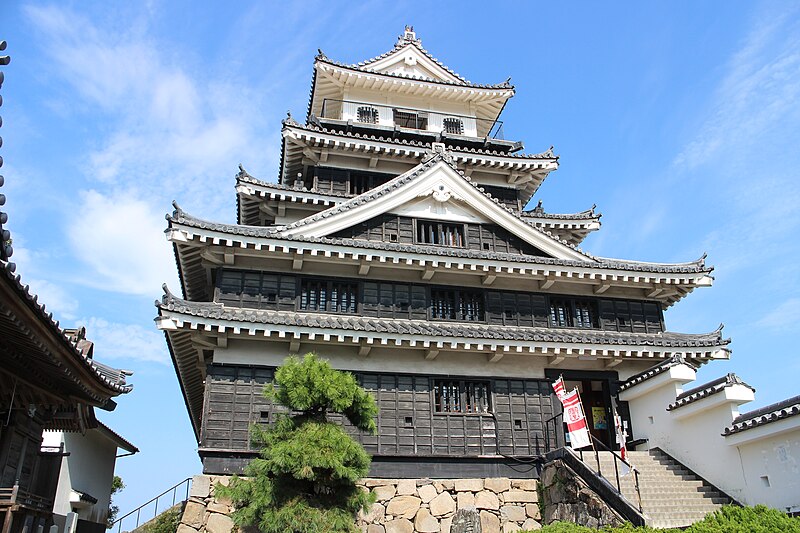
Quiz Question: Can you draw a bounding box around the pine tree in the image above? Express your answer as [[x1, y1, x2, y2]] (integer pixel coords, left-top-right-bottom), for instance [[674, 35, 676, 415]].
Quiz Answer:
[[217, 354, 378, 533]]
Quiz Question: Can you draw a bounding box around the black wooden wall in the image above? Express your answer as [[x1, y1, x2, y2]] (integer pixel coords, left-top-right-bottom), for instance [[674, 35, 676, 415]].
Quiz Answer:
[[201, 365, 558, 460], [331, 214, 547, 257]]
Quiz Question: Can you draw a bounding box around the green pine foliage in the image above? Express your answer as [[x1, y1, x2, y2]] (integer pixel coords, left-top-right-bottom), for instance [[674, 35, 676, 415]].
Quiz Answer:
[[532, 505, 800, 533], [217, 354, 378, 533]]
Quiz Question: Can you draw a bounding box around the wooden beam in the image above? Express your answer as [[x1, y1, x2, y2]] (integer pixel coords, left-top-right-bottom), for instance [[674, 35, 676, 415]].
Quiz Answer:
[[358, 262, 371, 276], [319, 149, 329, 162], [369, 157, 378, 168], [548, 355, 565, 366], [358, 343, 372, 357], [425, 349, 440, 360], [481, 274, 497, 286], [292, 254, 304, 270], [540, 277, 556, 290], [487, 350, 504, 363], [604, 358, 623, 368], [646, 286, 663, 298], [421, 269, 435, 281], [302, 147, 319, 163], [289, 339, 301, 354], [258, 202, 277, 217], [594, 283, 611, 294], [200, 249, 223, 265], [224, 252, 235, 265]]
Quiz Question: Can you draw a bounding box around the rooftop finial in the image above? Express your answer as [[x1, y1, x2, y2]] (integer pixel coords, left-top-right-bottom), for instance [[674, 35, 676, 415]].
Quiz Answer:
[[397, 25, 421, 47]]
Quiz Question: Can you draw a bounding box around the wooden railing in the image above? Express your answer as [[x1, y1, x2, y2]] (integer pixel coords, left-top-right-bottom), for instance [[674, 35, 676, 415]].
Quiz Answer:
[[0, 484, 53, 512]]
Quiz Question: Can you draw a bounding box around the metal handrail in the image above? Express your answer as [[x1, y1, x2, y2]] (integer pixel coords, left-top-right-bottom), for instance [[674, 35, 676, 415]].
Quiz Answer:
[[112, 478, 191, 533], [543, 411, 642, 513], [319, 98, 505, 139]]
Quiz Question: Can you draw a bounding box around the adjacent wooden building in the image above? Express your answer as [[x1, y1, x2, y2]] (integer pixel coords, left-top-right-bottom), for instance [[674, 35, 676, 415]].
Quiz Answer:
[[158, 27, 730, 478]]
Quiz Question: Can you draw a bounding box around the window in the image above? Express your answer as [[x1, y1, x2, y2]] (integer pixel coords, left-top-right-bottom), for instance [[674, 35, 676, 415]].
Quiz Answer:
[[216, 270, 296, 310], [431, 289, 484, 321], [416, 220, 465, 247], [549, 298, 597, 329], [434, 380, 490, 414], [356, 106, 378, 124], [442, 117, 464, 135], [299, 279, 358, 314], [393, 109, 428, 129]]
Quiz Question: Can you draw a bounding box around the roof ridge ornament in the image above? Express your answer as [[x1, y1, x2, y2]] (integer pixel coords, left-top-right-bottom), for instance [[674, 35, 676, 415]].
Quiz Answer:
[[237, 163, 252, 180], [282, 110, 299, 127], [397, 25, 421, 47], [422, 142, 454, 165]]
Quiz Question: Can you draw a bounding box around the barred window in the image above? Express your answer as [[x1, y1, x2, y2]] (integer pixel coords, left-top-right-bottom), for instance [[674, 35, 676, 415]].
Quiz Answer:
[[416, 220, 465, 247], [393, 109, 428, 129], [434, 380, 490, 414], [431, 289, 484, 321], [216, 270, 296, 310], [357, 106, 378, 124], [442, 117, 464, 135], [300, 279, 357, 314], [549, 299, 597, 329]]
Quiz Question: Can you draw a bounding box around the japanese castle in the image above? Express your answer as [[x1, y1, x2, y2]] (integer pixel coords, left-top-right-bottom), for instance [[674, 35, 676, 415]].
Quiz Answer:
[[157, 26, 730, 478]]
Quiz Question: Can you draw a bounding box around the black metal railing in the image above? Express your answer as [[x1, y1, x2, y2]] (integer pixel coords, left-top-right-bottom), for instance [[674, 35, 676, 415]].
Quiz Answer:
[[112, 478, 191, 533], [543, 411, 642, 513], [319, 98, 504, 139]]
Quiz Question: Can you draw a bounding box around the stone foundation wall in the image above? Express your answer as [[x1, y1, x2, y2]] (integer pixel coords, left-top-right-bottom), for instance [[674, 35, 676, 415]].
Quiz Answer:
[[178, 475, 542, 533], [539, 460, 622, 528]]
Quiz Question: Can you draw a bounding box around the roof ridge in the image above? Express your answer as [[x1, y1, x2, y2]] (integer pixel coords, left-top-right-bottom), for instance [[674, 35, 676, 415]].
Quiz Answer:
[[158, 295, 731, 348], [315, 56, 514, 90], [668, 372, 753, 411], [1, 261, 132, 394], [285, 121, 559, 160]]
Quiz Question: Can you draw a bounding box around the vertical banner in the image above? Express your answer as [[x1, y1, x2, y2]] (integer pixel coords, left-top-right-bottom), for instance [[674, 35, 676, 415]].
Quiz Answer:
[[561, 389, 592, 449], [614, 414, 632, 476], [552, 375, 567, 401]]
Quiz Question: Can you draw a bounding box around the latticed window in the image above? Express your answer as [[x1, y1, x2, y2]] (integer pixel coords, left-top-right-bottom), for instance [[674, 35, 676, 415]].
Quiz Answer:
[[357, 106, 378, 124], [393, 109, 428, 129], [549, 298, 596, 329], [431, 289, 484, 321], [300, 279, 357, 314], [416, 220, 465, 247], [442, 117, 464, 135], [434, 380, 490, 414]]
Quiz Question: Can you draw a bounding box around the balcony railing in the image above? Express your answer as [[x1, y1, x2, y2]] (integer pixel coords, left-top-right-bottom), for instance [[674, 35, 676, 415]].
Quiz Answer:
[[320, 99, 504, 139], [0, 485, 54, 513]]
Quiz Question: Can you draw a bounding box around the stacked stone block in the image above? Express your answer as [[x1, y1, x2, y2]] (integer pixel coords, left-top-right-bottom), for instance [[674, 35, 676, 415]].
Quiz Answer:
[[177, 475, 541, 533]]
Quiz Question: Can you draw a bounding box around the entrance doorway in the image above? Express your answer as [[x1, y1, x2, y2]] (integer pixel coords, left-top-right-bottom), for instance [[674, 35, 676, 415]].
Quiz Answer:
[[545, 370, 618, 451]]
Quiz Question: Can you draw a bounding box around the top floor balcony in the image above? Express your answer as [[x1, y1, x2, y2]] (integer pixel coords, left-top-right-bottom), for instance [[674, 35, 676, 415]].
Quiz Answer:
[[319, 99, 504, 140]]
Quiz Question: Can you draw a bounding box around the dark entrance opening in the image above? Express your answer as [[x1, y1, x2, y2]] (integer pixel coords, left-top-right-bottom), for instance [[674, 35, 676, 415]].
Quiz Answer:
[[544, 369, 618, 451]]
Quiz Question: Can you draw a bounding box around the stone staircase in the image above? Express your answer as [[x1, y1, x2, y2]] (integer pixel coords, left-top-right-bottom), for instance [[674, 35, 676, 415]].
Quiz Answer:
[[580, 448, 733, 529]]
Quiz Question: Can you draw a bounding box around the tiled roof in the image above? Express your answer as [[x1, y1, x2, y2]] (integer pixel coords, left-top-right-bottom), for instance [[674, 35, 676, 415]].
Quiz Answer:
[[158, 287, 730, 349], [276, 152, 591, 256], [521, 202, 600, 221], [358, 29, 471, 84], [168, 203, 711, 275], [723, 395, 800, 436], [316, 53, 513, 91], [97, 421, 138, 453], [0, 262, 133, 395], [618, 354, 700, 392], [285, 120, 556, 160], [667, 373, 754, 411]]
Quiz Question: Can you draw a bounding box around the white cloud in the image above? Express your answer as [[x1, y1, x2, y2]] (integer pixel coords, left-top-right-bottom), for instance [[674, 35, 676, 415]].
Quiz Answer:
[[81, 316, 169, 364], [68, 189, 178, 295], [674, 9, 800, 169], [754, 298, 800, 331], [24, 278, 79, 321]]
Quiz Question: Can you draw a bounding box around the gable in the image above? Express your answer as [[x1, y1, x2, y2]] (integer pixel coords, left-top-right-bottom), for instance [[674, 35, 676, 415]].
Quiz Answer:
[[280, 155, 592, 262], [366, 46, 464, 84]]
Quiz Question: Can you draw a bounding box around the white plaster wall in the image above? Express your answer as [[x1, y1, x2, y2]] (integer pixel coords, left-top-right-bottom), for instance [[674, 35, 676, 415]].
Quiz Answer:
[[44, 429, 119, 524], [730, 421, 800, 510], [214, 338, 654, 381], [618, 369, 800, 508]]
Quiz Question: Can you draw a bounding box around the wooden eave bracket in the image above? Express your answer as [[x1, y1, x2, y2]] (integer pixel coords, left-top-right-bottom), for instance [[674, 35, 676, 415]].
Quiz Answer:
[[292, 254, 304, 271], [540, 277, 556, 290], [548, 354, 565, 365], [425, 348, 440, 360], [358, 262, 371, 276], [289, 338, 301, 354], [594, 283, 611, 294], [604, 358, 623, 368], [421, 269, 435, 281], [487, 349, 505, 363], [358, 342, 372, 357], [481, 273, 497, 286]]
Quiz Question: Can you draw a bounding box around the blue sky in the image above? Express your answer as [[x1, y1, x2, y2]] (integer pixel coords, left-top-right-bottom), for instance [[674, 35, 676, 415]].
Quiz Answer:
[[2, 0, 799, 517]]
